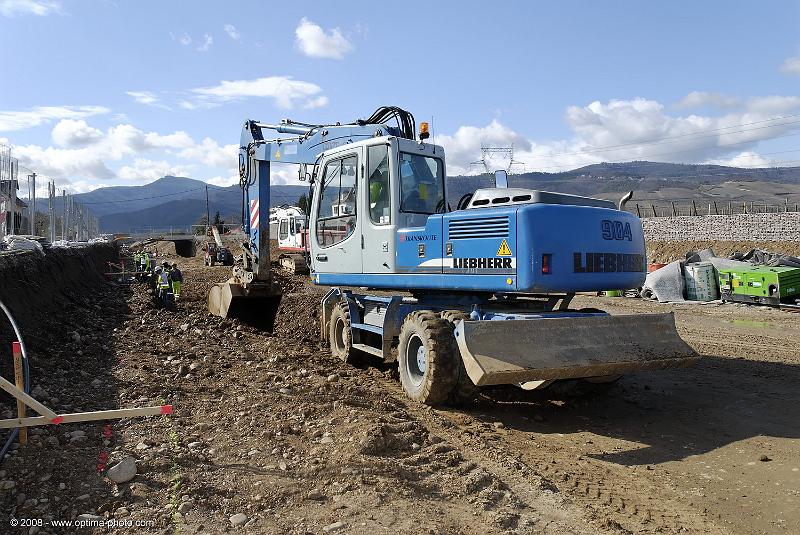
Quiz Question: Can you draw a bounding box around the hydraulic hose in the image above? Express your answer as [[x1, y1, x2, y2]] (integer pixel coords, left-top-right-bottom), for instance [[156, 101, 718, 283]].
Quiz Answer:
[[0, 298, 31, 464]]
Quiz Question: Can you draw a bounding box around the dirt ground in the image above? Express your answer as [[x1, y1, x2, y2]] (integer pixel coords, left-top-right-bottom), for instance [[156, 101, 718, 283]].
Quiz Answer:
[[1, 240, 799, 534]]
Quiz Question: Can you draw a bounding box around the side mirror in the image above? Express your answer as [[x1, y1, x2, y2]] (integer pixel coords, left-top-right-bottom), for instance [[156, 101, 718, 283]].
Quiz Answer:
[[494, 169, 508, 189]]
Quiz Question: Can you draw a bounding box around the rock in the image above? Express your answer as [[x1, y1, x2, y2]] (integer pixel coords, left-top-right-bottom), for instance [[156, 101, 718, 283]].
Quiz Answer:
[[323, 521, 347, 533], [107, 456, 137, 484], [72, 332, 81, 343], [135, 442, 150, 450], [492, 422, 504, 429], [306, 488, 324, 500], [91, 378, 103, 387], [229, 513, 248, 526], [759, 454, 772, 462], [187, 441, 203, 450], [76, 494, 90, 501], [278, 387, 292, 395], [0, 480, 15, 490], [45, 437, 59, 447], [327, 374, 339, 383], [180, 323, 190, 332], [31, 385, 48, 399], [278, 461, 288, 471]]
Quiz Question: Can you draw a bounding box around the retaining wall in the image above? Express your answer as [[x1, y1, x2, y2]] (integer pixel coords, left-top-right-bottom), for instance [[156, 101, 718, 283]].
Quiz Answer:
[[642, 212, 800, 242], [0, 244, 118, 347]]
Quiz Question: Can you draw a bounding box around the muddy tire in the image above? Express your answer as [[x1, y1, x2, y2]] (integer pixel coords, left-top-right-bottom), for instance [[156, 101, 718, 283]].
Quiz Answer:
[[440, 310, 479, 404], [329, 302, 356, 364], [398, 311, 458, 406]]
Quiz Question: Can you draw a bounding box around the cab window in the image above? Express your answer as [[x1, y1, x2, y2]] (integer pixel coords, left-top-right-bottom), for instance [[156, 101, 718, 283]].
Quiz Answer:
[[399, 152, 445, 215], [316, 155, 358, 247], [278, 220, 289, 240], [367, 145, 390, 225]]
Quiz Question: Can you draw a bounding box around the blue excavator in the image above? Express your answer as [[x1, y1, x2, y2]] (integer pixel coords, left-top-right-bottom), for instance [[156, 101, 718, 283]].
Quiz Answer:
[[208, 106, 698, 405]]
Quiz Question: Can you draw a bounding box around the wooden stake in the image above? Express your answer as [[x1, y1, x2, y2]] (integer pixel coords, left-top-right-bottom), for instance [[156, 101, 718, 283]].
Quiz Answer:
[[12, 342, 26, 445], [0, 406, 172, 429], [0, 375, 57, 418]]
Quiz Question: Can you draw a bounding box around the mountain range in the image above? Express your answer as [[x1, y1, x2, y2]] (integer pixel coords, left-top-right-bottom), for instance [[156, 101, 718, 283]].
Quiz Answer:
[[25, 161, 800, 233]]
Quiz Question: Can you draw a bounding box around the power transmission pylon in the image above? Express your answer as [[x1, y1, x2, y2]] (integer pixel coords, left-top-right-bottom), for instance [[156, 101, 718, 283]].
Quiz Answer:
[[469, 144, 525, 175]]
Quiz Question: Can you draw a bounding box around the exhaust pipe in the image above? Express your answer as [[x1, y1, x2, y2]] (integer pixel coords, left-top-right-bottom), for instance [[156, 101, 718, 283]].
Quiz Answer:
[[618, 191, 633, 211]]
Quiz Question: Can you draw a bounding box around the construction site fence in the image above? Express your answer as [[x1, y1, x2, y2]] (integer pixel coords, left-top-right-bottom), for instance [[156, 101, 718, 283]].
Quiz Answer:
[[628, 201, 800, 218]]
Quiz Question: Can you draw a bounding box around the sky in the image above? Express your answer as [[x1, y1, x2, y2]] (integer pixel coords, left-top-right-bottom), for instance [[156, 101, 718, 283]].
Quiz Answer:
[[1, 0, 799, 195]]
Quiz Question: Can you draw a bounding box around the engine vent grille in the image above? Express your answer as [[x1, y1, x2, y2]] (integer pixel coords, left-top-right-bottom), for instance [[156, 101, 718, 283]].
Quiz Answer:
[[448, 216, 509, 240]]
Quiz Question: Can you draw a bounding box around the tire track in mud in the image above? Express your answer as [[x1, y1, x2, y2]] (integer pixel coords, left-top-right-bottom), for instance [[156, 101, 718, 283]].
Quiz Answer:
[[372, 376, 728, 535]]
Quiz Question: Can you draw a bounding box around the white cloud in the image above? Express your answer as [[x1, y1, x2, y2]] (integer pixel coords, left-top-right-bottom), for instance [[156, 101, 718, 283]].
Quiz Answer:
[[435, 120, 531, 175], [224, 24, 240, 41], [439, 95, 800, 175], [0, 105, 109, 132], [190, 75, 323, 109], [197, 33, 213, 52], [179, 137, 238, 169], [0, 0, 60, 17], [206, 174, 239, 187], [12, 122, 200, 183], [51, 119, 103, 147], [179, 33, 191, 46], [126, 91, 160, 106], [704, 151, 770, 168], [117, 158, 191, 182], [303, 96, 329, 109], [675, 91, 740, 109], [780, 56, 800, 76], [294, 17, 353, 59]]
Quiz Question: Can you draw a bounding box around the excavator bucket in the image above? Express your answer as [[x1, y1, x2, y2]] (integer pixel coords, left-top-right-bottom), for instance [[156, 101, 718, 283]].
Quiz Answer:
[[208, 279, 282, 331], [453, 312, 698, 387]]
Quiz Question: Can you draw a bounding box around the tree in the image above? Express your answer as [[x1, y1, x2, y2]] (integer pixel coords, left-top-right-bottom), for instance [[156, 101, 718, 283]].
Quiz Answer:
[[195, 214, 209, 235], [298, 194, 309, 214], [213, 211, 223, 226]]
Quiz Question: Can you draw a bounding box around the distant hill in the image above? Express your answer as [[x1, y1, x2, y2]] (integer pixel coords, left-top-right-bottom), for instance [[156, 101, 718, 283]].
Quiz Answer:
[[27, 162, 800, 233], [41, 176, 306, 233], [447, 161, 800, 205], [98, 199, 241, 234]]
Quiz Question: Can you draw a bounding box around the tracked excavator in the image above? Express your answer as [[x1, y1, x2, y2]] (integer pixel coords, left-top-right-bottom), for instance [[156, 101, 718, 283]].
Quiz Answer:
[[208, 106, 699, 405], [272, 205, 309, 274]]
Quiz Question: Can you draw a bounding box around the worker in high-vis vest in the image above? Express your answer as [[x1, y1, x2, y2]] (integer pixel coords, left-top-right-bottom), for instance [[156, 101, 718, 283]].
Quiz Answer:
[[170, 263, 183, 299], [155, 266, 170, 299]]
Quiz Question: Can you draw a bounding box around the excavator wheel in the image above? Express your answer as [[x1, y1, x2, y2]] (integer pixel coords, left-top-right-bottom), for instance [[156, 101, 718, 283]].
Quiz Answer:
[[440, 310, 479, 404], [397, 311, 458, 406], [329, 302, 358, 364]]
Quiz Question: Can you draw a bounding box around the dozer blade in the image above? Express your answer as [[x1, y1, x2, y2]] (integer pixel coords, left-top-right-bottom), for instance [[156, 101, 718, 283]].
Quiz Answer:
[[453, 312, 699, 387], [208, 279, 282, 331]]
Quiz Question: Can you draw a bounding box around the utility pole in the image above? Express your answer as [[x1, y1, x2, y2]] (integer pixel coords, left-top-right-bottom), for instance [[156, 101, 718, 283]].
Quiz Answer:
[[9, 160, 17, 235], [206, 184, 211, 233], [47, 180, 55, 242], [61, 189, 66, 239]]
